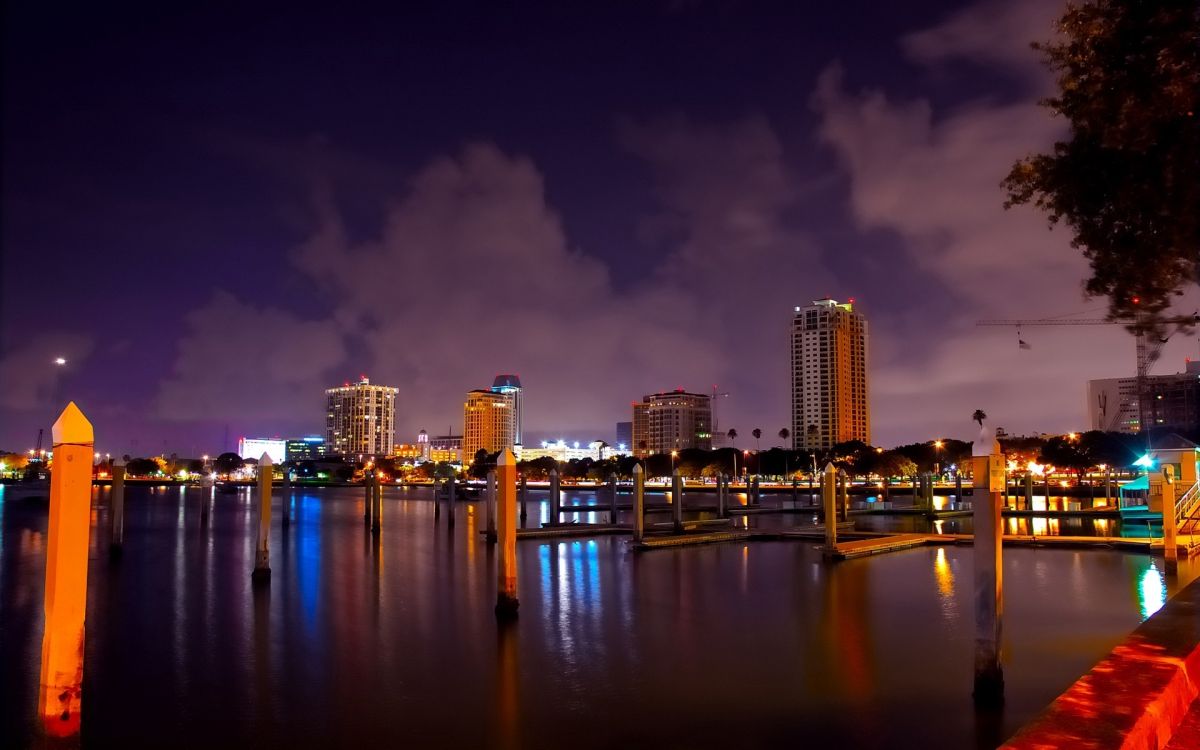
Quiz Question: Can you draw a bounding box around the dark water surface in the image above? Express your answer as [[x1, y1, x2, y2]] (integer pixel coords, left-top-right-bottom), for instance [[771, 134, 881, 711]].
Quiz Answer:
[[2, 484, 1195, 749]]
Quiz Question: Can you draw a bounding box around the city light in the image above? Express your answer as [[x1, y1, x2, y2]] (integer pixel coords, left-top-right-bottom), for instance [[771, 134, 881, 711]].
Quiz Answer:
[[53, 357, 66, 366]]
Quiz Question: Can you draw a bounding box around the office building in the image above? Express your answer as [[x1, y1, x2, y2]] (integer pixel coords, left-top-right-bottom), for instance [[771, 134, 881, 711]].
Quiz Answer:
[[325, 376, 398, 458], [791, 298, 870, 450], [1088, 361, 1200, 433], [464, 389, 517, 462], [631, 389, 713, 457], [417, 429, 430, 461], [239, 437, 287, 464], [491, 374, 523, 447], [429, 434, 463, 464], [286, 436, 328, 461]]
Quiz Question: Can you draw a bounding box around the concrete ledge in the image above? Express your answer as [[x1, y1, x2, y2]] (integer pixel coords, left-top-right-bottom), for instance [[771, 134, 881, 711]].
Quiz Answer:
[[1002, 576, 1200, 750]]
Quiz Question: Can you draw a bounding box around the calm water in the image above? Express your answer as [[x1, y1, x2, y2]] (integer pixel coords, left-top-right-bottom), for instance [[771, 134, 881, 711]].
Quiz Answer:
[[2, 484, 1195, 749]]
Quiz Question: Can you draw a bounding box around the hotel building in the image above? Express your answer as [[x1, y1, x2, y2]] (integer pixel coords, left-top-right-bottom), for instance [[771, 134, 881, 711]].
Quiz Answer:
[[631, 389, 713, 457], [791, 298, 870, 450], [325, 376, 398, 458], [463, 389, 517, 462]]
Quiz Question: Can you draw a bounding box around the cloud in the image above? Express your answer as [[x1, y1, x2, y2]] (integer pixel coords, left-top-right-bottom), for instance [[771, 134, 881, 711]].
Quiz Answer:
[[155, 291, 347, 423], [0, 333, 94, 410], [900, 0, 1059, 79]]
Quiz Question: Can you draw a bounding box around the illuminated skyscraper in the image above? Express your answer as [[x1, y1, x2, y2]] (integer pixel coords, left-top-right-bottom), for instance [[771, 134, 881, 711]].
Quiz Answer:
[[791, 298, 869, 450], [490, 374, 523, 447], [631, 389, 712, 457], [325, 376, 398, 458], [463, 389, 516, 462]]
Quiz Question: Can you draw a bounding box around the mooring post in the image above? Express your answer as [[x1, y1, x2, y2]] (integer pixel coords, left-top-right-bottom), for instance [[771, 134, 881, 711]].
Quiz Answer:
[[608, 473, 618, 525], [371, 471, 382, 534], [955, 473, 963, 509], [448, 475, 457, 528], [110, 458, 126, 558], [519, 475, 528, 524], [281, 467, 291, 529], [495, 449, 519, 619], [1156, 467, 1178, 575], [549, 469, 560, 526], [364, 471, 373, 527], [672, 469, 684, 533], [200, 472, 212, 526], [823, 462, 838, 557], [252, 454, 273, 582], [633, 464, 646, 542], [39, 403, 93, 739], [839, 471, 850, 521], [486, 469, 498, 544], [791, 476, 798, 508], [1023, 473, 1033, 510], [882, 476, 890, 504], [1104, 466, 1112, 503], [926, 473, 935, 507], [717, 474, 727, 518], [971, 433, 1004, 705]]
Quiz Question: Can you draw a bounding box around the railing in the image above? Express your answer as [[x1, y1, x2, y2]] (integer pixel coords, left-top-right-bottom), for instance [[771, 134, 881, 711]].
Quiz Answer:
[[1175, 481, 1200, 532]]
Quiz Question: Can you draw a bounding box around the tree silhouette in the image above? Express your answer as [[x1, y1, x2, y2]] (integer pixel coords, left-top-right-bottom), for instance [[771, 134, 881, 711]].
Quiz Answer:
[[752, 428, 762, 451], [778, 427, 790, 446], [726, 428, 738, 447], [973, 410, 988, 428]]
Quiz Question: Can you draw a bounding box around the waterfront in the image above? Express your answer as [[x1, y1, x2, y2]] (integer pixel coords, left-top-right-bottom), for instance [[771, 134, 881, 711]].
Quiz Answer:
[[2, 484, 1195, 749]]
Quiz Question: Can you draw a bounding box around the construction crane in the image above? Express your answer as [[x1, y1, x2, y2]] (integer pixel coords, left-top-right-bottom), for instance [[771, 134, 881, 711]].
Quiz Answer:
[[710, 386, 730, 444], [976, 313, 1199, 433]]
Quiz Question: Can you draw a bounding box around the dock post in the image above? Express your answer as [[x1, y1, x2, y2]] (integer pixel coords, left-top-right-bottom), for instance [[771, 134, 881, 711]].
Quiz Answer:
[[823, 463, 838, 557], [485, 469, 498, 544], [282, 467, 291, 529], [746, 474, 753, 506], [549, 469, 560, 526], [253, 454, 272, 582], [971, 433, 1004, 705], [926, 473, 935, 507], [1156, 467, 1178, 575], [495, 449, 519, 619], [200, 474, 211, 526], [1104, 467, 1112, 504], [1023, 473, 1033, 510], [364, 472, 373, 527], [519, 475, 528, 525], [882, 476, 890, 504], [633, 464, 645, 543], [371, 472, 382, 534], [672, 469, 684, 533], [955, 473, 963, 509], [110, 458, 126, 558], [839, 471, 850, 521], [792, 476, 798, 508], [608, 473, 618, 525], [448, 475, 456, 528], [717, 474, 727, 518], [38, 403, 94, 739]]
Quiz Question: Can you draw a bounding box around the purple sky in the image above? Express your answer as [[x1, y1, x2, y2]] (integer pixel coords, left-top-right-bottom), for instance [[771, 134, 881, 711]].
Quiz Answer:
[[4, 0, 1198, 457]]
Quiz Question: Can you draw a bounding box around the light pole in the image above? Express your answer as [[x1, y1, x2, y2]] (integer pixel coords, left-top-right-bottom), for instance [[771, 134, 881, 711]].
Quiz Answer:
[[934, 440, 944, 476], [670, 450, 679, 473]]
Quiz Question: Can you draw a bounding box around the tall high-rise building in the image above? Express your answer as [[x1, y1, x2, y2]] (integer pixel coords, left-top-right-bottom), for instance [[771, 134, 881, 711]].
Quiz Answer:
[[615, 421, 633, 451], [791, 298, 869, 450], [463, 389, 516, 462], [631, 389, 713, 457], [325, 376, 398, 458], [1088, 361, 1200, 433], [491, 374, 523, 446]]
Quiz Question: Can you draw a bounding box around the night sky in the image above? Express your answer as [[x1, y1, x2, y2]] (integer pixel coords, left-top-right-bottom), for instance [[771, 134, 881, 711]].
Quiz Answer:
[[4, 0, 1198, 456]]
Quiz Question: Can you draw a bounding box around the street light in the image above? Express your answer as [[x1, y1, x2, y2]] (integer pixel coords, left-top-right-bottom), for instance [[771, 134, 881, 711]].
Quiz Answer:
[[671, 450, 679, 472], [934, 439, 944, 475]]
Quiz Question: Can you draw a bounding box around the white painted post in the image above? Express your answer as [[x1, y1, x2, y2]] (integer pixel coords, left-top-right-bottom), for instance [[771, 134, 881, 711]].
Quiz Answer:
[[39, 403, 94, 738], [110, 458, 126, 558], [971, 433, 1004, 704], [823, 462, 837, 557], [252, 453, 272, 582], [633, 464, 645, 543], [495, 449, 519, 619]]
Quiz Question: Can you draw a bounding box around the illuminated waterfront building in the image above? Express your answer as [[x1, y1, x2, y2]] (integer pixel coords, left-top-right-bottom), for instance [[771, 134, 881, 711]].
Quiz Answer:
[[428, 434, 463, 464], [238, 437, 287, 464], [491, 374, 523, 447], [285, 436, 328, 461], [791, 298, 870, 450], [464, 389, 516, 462], [417, 429, 430, 461], [325, 376, 398, 458], [519, 439, 629, 463], [631, 389, 712, 457], [393, 443, 423, 461]]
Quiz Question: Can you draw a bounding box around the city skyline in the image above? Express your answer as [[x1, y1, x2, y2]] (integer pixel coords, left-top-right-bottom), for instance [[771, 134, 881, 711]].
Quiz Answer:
[[4, 0, 1200, 456]]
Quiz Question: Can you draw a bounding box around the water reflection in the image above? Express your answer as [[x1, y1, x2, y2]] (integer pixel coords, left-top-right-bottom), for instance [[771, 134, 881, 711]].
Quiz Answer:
[[1138, 565, 1166, 619]]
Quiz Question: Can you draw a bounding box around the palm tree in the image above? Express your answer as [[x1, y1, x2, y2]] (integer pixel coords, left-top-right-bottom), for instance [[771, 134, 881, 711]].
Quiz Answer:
[[752, 428, 762, 451], [726, 428, 738, 447], [972, 409, 988, 428], [779, 428, 792, 477], [595, 440, 609, 461], [778, 428, 790, 447]]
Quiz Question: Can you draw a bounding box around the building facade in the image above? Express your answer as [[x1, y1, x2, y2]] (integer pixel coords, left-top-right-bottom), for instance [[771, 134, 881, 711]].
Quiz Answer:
[[791, 298, 870, 450], [428, 434, 463, 464], [463, 388, 517, 462], [325, 376, 398, 458], [631, 389, 713, 457], [491, 375, 523, 447], [615, 421, 633, 452], [238, 437, 287, 464], [285, 436, 328, 461], [1088, 361, 1200, 433]]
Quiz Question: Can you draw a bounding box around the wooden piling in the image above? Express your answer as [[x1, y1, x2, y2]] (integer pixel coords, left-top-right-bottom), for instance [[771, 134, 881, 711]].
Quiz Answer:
[[364, 472, 373, 527], [281, 467, 291, 529], [495, 449, 519, 619], [955, 474, 963, 508], [822, 463, 837, 557], [608, 473, 618, 525], [371, 472, 382, 534], [549, 469, 560, 526], [791, 476, 799, 508], [486, 469, 498, 544], [839, 471, 849, 521], [39, 403, 93, 739], [447, 475, 456, 528], [1024, 473, 1033, 510], [1158, 468, 1178, 575], [435, 479, 442, 520], [519, 475, 528, 524], [633, 464, 645, 543], [672, 469, 684, 533], [971, 436, 1004, 705], [110, 458, 125, 558], [252, 454, 272, 582], [717, 474, 727, 518]]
